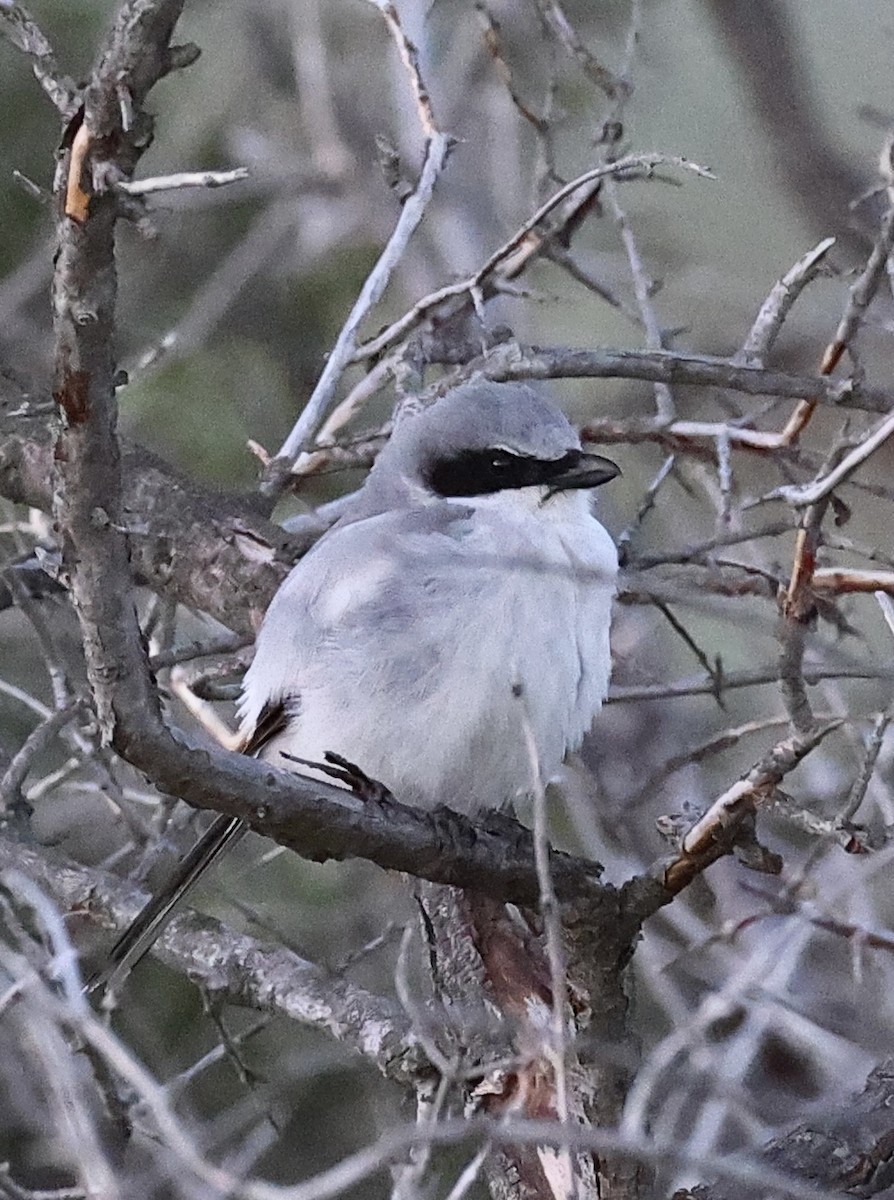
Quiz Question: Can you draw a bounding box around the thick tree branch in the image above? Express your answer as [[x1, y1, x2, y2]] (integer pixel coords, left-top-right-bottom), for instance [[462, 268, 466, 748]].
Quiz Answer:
[[0, 835, 430, 1087], [471, 342, 894, 416], [1, 375, 306, 634], [684, 1059, 894, 1199]]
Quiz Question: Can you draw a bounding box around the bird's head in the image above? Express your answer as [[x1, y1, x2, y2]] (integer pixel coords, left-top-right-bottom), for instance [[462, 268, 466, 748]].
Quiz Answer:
[[366, 381, 620, 509]]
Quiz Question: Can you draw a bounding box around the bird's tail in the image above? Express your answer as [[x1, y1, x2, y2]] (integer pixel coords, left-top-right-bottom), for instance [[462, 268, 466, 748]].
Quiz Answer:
[[86, 813, 246, 994]]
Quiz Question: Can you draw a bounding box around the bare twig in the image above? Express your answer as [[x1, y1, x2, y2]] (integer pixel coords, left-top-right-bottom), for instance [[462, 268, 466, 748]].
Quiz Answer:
[[271, 124, 448, 452], [0, 698, 86, 816], [616, 455, 675, 560], [777, 611, 816, 737], [813, 566, 894, 596], [267, 1, 452, 486], [117, 168, 249, 195], [735, 237, 836, 368], [838, 710, 891, 826], [476, 2, 549, 135], [604, 175, 675, 422], [822, 200, 894, 375], [464, 341, 894, 416], [366, 0, 436, 137], [634, 714, 811, 804], [522, 708, 570, 1125], [651, 599, 725, 702], [768, 210, 894, 450], [289, 0, 353, 176], [608, 663, 889, 703], [780, 439, 853, 712], [351, 154, 713, 363], [775, 411, 894, 506], [532, 0, 627, 100], [542, 243, 646, 328], [629, 521, 794, 568]]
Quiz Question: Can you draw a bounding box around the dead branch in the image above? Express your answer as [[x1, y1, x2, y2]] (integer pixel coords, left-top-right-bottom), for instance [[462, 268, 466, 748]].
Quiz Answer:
[[661, 722, 842, 894]]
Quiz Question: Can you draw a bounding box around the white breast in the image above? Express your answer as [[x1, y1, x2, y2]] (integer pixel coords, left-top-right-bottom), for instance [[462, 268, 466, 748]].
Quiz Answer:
[[241, 489, 617, 813]]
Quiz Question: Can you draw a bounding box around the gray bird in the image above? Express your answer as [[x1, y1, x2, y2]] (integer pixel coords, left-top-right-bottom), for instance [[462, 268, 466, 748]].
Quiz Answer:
[[94, 380, 619, 987]]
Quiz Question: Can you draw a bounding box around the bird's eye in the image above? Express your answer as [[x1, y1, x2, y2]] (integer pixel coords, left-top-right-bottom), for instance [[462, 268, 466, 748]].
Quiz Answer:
[[428, 448, 537, 496]]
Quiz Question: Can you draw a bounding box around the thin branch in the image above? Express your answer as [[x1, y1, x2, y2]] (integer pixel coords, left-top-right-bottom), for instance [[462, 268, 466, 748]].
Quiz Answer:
[[813, 566, 894, 596], [351, 154, 714, 363], [523, 710, 570, 1125], [821, 198, 894, 374], [458, 341, 894, 416], [0, 698, 86, 816], [607, 663, 890, 703], [0, 678, 53, 721], [629, 521, 794, 568], [838, 710, 891, 826], [542, 243, 646, 328], [780, 437, 853, 661], [266, 0, 452, 486], [777, 612, 816, 737], [651, 600, 724, 702], [603, 175, 675, 421], [268, 132, 451, 482], [532, 0, 627, 99], [366, 0, 437, 138], [117, 167, 249, 195], [774, 410, 894, 506], [616, 455, 675, 561], [775, 193, 894, 450], [476, 1, 550, 136], [734, 237, 836, 368], [662, 721, 842, 894]]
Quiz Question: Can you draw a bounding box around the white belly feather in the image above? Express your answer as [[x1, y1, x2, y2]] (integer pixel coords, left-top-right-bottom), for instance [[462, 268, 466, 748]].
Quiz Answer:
[[240, 490, 616, 813]]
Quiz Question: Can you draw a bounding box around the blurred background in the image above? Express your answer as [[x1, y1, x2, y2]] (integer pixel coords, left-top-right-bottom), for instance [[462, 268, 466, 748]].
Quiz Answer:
[[3, 0, 894, 1195]]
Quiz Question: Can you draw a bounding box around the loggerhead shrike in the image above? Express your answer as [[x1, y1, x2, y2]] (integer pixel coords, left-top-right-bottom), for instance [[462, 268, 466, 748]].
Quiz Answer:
[[94, 381, 619, 987]]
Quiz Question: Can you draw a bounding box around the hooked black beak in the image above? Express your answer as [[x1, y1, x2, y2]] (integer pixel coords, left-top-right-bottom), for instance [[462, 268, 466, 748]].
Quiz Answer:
[[546, 449, 621, 494]]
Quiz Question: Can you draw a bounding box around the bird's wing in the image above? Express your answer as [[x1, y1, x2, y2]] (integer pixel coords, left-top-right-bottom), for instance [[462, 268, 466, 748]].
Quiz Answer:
[[238, 696, 291, 755], [237, 503, 477, 731]]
